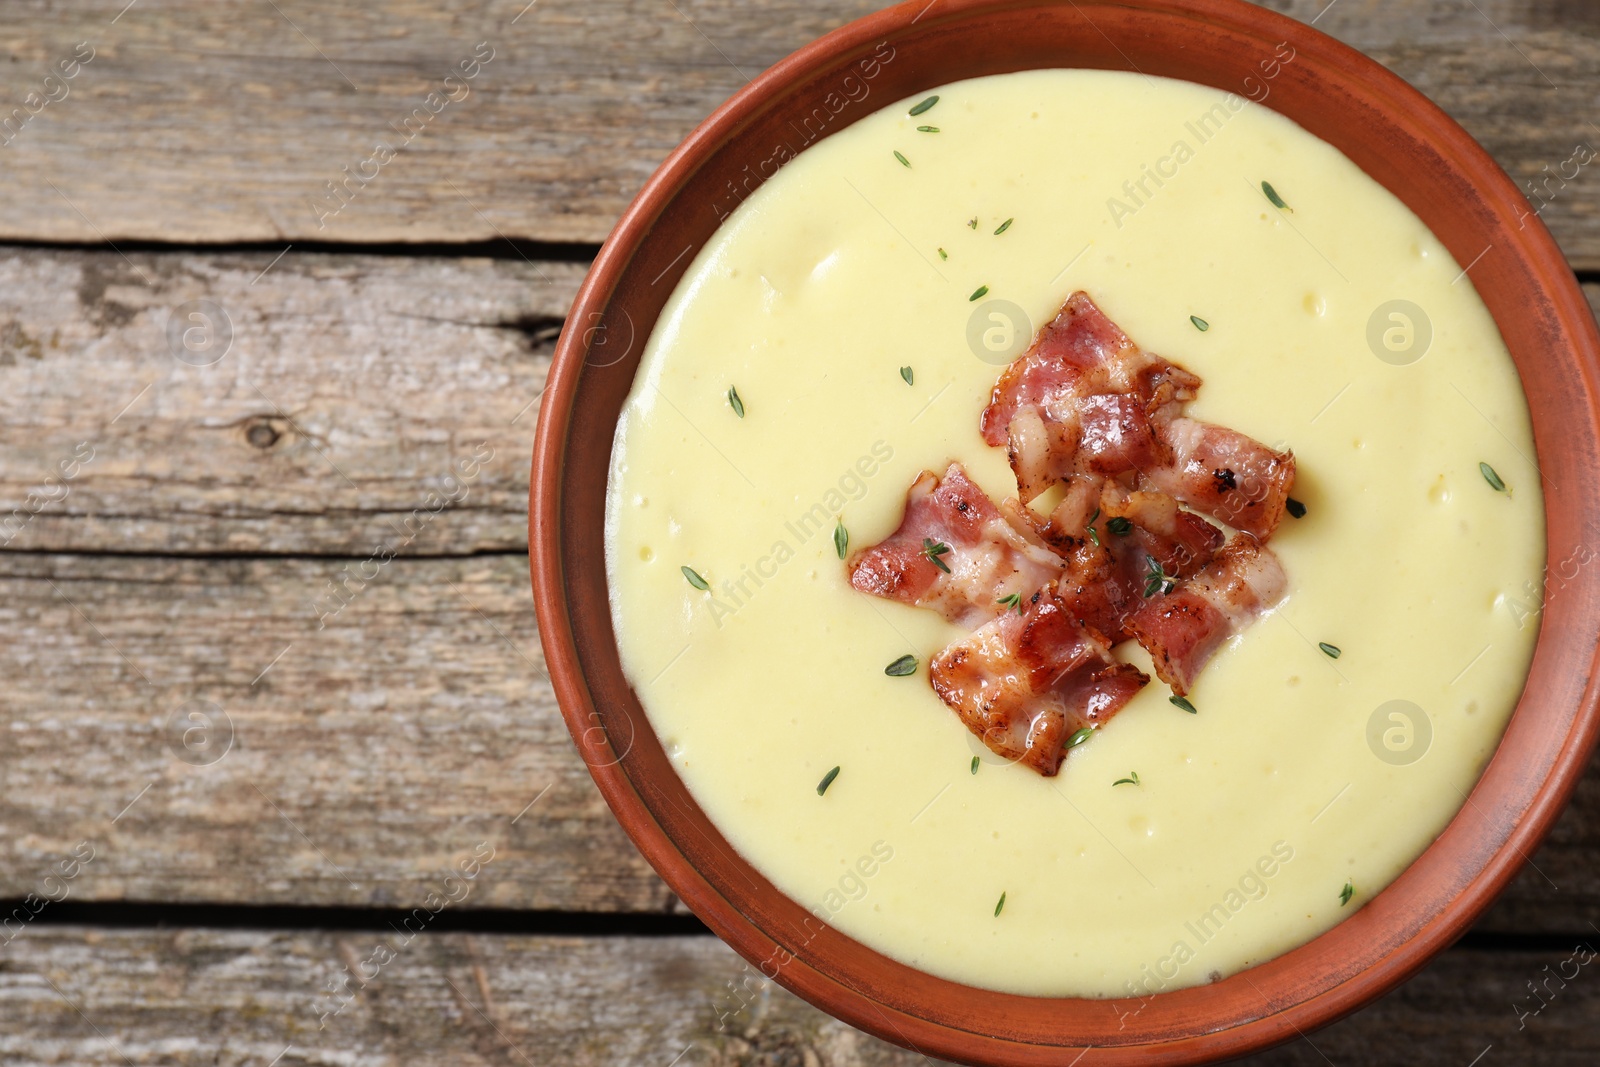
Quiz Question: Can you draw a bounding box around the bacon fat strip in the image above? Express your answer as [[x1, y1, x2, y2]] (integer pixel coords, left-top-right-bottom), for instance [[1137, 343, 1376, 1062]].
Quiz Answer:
[[1004, 405, 1076, 503], [1125, 535, 1288, 696], [930, 581, 1150, 776], [847, 463, 1065, 628], [1142, 417, 1296, 540]]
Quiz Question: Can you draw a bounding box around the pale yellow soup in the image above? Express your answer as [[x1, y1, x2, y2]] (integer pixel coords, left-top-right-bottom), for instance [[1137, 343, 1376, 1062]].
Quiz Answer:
[[604, 69, 1543, 997]]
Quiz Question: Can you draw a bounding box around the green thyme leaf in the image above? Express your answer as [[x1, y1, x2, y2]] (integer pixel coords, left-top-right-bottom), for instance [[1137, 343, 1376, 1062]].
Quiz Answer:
[[970, 755, 980, 775], [1086, 506, 1102, 548], [1144, 556, 1174, 598], [994, 217, 1014, 235], [1339, 880, 1355, 906], [937, 247, 947, 260], [727, 385, 744, 418], [894, 150, 910, 168], [917, 125, 939, 133], [900, 365, 914, 385], [834, 520, 848, 560], [1319, 642, 1342, 659], [969, 285, 989, 301], [1286, 497, 1307, 519], [908, 95, 939, 116], [885, 654, 917, 677], [997, 592, 1024, 615], [1107, 516, 1132, 536], [1480, 462, 1507, 493], [1170, 694, 1197, 714], [1262, 180, 1290, 210], [817, 766, 840, 796], [1113, 772, 1141, 787], [1066, 726, 1094, 749], [921, 537, 952, 573], [1190, 315, 1210, 332], [994, 891, 1007, 917], [967, 217, 978, 229], [681, 566, 709, 591]]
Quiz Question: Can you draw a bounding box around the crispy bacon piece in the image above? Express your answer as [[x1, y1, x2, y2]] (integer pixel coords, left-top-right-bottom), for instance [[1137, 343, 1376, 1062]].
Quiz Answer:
[[981, 292, 1200, 500], [1142, 417, 1296, 540], [1077, 393, 1165, 475], [1046, 538, 1142, 644], [844, 290, 1300, 778], [1006, 483, 1223, 645], [930, 581, 1150, 775], [1005, 406, 1077, 502], [1051, 475, 1105, 540], [1099, 486, 1225, 581], [847, 463, 1064, 627], [1023, 474, 1104, 549], [980, 293, 1199, 444], [1126, 535, 1288, 696]]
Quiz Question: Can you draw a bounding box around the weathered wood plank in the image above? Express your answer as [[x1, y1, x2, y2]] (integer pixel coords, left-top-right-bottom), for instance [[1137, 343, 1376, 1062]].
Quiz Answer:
[[0, 551, 675, 914], [0, 248, 578, 555], [0, 549, 1596, 928], [0, 1, 1596, 262], [2, 252, 1593, 558], [0, 0, 885, 245], [0, 930, 1593, 1065]]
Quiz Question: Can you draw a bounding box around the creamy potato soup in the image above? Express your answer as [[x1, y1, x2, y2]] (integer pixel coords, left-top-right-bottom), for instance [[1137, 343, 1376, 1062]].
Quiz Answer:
[[604, 69, 1543, 997]]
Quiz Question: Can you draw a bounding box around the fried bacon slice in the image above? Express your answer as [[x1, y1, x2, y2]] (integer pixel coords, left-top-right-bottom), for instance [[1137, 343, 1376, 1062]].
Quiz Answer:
[[930, 581, 1150, 775], [980, 292, 1297, 538], [1040, 474, 1105, 544], [1126, 535, 1288, 696], [1002, 406, 1077, 502], [847, 463, 1064, 627], [843, 290, 1299, 777], [1036, 537, 1126, 639], [1099, 485, 1226, 582], [1006, 482, 1225, 645], [981, 292, 1200, 500], [1140, 417, 1296, 540]]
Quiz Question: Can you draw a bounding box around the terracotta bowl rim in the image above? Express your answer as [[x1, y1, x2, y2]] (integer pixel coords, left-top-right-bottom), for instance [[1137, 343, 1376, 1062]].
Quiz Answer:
[[531, 0, 1600, 1063]]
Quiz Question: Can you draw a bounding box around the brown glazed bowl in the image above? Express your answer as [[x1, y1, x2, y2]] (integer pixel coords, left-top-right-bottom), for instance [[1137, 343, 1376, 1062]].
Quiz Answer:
[[531, 0, 1600, 1062]]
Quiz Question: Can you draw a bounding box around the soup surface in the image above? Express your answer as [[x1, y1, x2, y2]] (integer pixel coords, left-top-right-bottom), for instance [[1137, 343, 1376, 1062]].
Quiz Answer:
[[604, 69, 1544, 997]]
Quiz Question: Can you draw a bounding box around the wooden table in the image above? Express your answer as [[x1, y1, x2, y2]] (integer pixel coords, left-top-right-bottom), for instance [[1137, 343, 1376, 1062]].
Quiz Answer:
[[0, 1, 1596, 1062]]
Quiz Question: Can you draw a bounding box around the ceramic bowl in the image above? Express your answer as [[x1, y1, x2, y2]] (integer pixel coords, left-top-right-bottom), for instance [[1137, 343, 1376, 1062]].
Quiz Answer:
[[531, 1, 1600, 1062]]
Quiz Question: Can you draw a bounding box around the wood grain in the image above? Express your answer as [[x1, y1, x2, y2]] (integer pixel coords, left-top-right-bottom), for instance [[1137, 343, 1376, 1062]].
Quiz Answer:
[[0, 1, 1597, 263], [0, 247, 578, 555], [0, 550, 674, 914], [0, 929, 1594, 1065], [0, 547, 1595, 931]]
